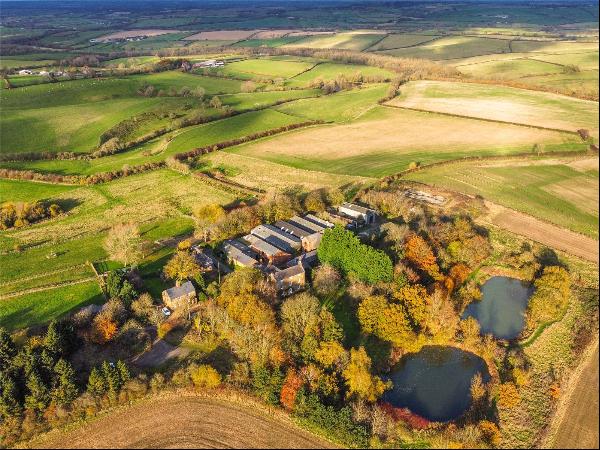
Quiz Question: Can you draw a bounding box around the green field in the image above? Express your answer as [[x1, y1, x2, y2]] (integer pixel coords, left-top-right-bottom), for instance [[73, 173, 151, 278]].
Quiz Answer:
[[288, 62, 395, 86], [0, 179, 77, 203], [376, 36, 511, 60], [218, 58, 317, 79], [0, 59, 56, 69], [285, 32, 388, 51], [404, 158, 599, 238], [0, 281, 104, 331], [369, 33, 441, 51]]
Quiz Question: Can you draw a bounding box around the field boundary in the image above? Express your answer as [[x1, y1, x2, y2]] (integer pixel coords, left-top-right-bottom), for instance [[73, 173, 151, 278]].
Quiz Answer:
[[0, 276, 97, 301]]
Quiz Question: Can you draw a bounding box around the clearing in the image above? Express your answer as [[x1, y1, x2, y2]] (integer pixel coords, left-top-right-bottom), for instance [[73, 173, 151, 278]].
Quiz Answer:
[[27, 395, 336, 449]]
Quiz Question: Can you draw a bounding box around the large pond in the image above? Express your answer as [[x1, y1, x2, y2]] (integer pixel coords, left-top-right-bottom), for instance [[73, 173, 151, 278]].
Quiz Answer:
[[463, 276, 533, 340], [383, 346, 489, 422]]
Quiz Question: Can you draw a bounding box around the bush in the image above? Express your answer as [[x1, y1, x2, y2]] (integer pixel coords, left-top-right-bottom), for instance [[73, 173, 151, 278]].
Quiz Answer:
[[189, 364, 221, 389]]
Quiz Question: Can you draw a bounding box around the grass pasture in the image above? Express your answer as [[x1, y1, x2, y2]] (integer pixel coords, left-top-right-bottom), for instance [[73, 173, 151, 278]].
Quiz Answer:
[[289, 62, 395, 86], [285, 32, 387, 51], [227, 106, 584, 178], [0, 179, 77, 203], [404, 157, 599, 239], [368, 33, 441, 51], [218, 58, 316, 79], [376, 36, 511, 60], [388, 80, 599, 137]]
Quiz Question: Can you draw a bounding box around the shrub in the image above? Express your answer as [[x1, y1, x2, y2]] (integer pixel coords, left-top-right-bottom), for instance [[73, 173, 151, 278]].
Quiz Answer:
[[189, 364, 221, 389]]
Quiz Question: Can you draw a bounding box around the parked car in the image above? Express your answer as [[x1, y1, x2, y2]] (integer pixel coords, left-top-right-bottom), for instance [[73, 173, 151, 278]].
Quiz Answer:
[[161, 307, 172, 317]]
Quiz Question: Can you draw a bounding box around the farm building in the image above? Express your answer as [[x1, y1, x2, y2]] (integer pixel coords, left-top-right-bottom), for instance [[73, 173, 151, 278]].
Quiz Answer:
[[191, 245, 216, 272], [274, 220, 322, 252], [286, 249, 318, 270], [162, 281, 196, 310], [242, 234, 292, 265], [338, 202, 378, 225], [222, 239, 259, 268], [251, 224, 302, 253], [18, 69, 33, 75], [304, 214, 335, 229], [288, 215, 330, 234], [270, 263, 306, 296]]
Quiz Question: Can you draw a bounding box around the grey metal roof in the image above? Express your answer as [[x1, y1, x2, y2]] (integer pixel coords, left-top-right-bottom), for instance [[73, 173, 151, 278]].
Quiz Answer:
[[340, 202, 374, 215], [304, 214, 334, 229], [286, 250, 318, 269], [164, 281, 196, 300], [274, 220, 313, 238], [223, 240, 259, 266], [242, 234, 288, 257], [251, 224, 301, 252], [288, 215, 326, 233]]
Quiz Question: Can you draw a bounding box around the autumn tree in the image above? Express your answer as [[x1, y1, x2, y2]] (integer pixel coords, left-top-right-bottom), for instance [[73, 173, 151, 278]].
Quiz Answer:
[[51, 359, 78, 407], [497, 382, 520, 409], [190, 364, 221, 389], [304, 189, 326, 213], [392, 284, 430, 330], [194, 203, 226, 242], [163, 251, 201, 286], [280, 292, 320, 359], [358, 295, 416, 350], [312, 263, 341, 298], [343, 347, 388, 402], [280, 368, 303, 411], [404, 234, 441, 280], [527, 266, 571, 327], [104, 222, 143, 266]]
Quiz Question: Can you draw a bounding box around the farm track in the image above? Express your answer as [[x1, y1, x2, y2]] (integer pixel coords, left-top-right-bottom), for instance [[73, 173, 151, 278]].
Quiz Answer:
[[544, 338, 599, 449], [482, 200, 599, 263], [28, 395, 337, 449]]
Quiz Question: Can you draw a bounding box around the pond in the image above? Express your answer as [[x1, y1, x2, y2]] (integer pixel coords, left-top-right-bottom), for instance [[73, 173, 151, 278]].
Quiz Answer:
[[463, 276, 533, 340], [383, 346, 489, 422]]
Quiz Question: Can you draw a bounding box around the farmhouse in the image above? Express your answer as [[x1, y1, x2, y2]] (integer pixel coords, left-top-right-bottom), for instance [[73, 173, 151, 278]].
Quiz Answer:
[[274, 220, 322, 251], [338, 202, 378, 225], [270, 263, 306, 296], [162, 281, 196, 310], [222, 239, 259, 268], [242, 234, 292, 265], [251, 224, 302, 253]]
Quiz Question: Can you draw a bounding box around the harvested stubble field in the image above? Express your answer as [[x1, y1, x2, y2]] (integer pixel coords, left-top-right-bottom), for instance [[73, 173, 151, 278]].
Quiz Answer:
[[285, 32, 387, 51], [229, 106, 584, 177], [387, 80, 600, 136], [28, 395, 336, 449]]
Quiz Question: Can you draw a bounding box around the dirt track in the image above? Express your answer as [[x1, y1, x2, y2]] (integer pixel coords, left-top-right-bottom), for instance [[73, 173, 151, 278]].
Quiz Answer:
[[545, 339, 599, 449], [29, 395, 336, 449], [483, 201, 599, 264]]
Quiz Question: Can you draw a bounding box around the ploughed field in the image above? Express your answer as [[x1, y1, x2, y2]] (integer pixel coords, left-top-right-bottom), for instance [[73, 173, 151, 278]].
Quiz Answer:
[[27, 396, 336, 449]]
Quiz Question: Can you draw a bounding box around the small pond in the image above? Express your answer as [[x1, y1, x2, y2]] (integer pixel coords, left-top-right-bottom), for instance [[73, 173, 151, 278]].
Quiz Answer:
[[463, 276, 533, 340], [383, 346, 489, 422]]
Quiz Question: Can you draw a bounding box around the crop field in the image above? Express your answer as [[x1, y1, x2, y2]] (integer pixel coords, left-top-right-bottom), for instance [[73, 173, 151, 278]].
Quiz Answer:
[[376, 36, 512, 60], [227, 105, 584, 177], [27, 396, 335, 449], [405, 157, 599, 238], [368, 33, 441, 51], [0, 59, 56, 69], [455, 57, 564, 79], [285, 32, 387, 51], [388, 80, 600, 136]]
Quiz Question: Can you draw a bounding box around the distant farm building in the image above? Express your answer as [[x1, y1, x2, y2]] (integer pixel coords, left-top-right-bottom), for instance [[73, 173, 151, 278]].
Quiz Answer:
[[162, 281, 196, 310], [193, 59, 225, 69]]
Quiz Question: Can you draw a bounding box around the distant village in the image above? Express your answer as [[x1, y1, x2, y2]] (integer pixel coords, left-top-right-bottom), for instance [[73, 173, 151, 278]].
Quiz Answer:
[[162, 202, 378, 312]]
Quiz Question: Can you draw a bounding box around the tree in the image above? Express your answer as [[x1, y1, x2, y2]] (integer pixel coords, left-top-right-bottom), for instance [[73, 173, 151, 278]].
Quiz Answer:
[[392, 284, 430, 330], [0, 371, 21, 418], [241, 80, 257, 93], [163, 251, 201, 286], [312, 264, 341, 298], [315, 340, 347, 370], [116, 360, 131, 384], [210, 96, 222, 109], [479, 420, 501, 446], [460, 317, 481, 349], [404, 234, 441, 280], [25, 371, 50, 413], [91, 312, 118, 344], [52, 359, 78, 407], [104, 223, 143, 266], [0, 328, 17, 370], [280, 369, 303, 411], [280, 293, 320, 358], [304, 190, 326, 213], [318, 226, 393, 284], [87, 367, 107, 397], [497, 382, 520, 409], [190, 364, 221, 389], [325, 188, 345, 207], [527, 266, 571, 327], [194, 203, 226, 242], [131, 293, 156, 322], [358, 295, 415, 350], [343, 347, 388, 402]]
